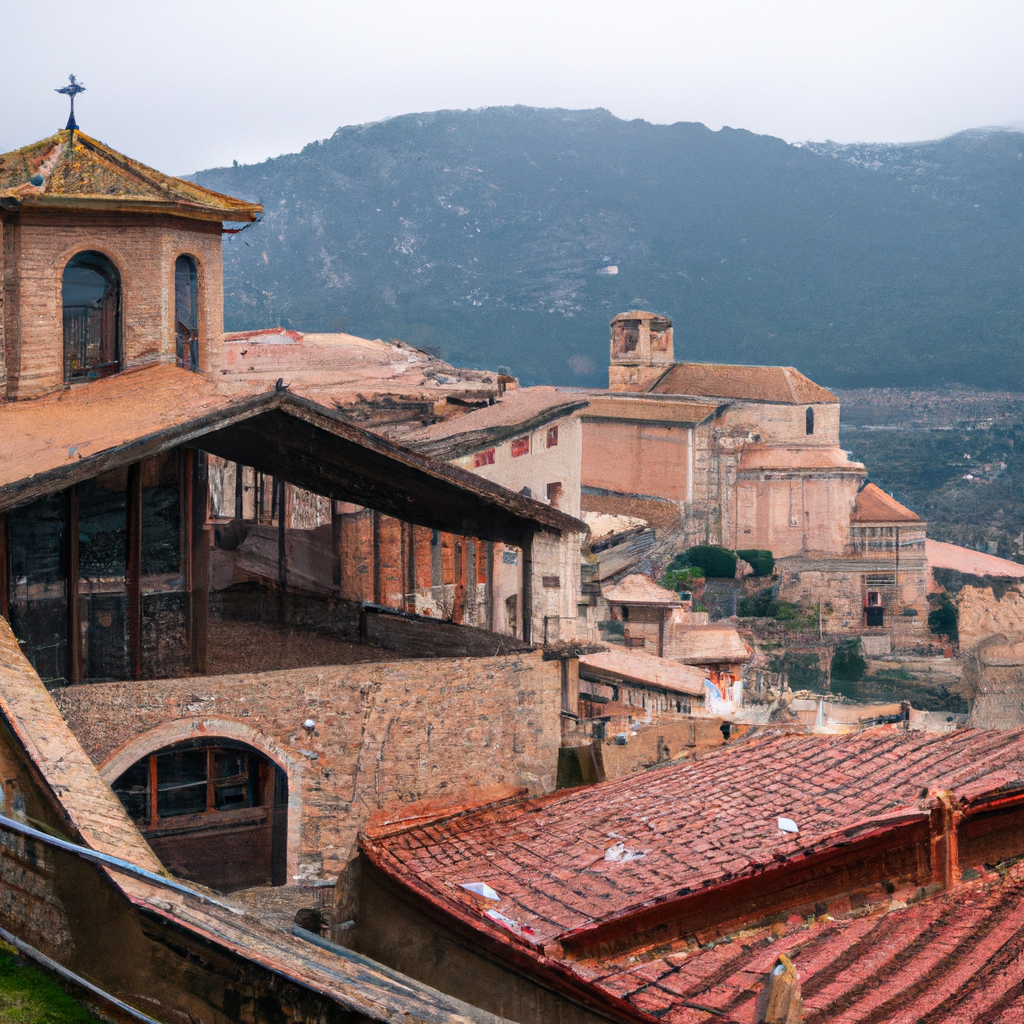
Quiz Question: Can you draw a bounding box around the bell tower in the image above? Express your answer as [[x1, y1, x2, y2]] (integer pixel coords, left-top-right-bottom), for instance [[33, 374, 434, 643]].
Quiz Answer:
[[608, 310, 674, 391]]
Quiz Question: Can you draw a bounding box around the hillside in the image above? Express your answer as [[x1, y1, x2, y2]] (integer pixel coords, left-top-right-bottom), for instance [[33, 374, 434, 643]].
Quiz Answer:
[[193, 107, 1024, 390]]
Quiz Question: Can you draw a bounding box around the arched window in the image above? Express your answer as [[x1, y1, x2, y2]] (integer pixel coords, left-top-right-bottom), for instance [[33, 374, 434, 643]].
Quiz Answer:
[[805, 406, 814, 435], [112, 739, 288, 891], [62, 251, 121, 382], [175, 255, 199, 371]]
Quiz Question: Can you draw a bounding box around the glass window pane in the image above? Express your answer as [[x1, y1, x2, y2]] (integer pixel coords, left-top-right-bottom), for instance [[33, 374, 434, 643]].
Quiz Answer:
[[156, 748, 208, 817], [7, 493, 67, 686]]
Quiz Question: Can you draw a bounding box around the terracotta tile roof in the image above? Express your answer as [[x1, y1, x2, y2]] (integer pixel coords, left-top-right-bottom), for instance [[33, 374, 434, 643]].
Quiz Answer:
[[574, 860, 1024, 1023], [851, 482, 922, 523], [650, 363, 837, 405], [926, 539, 1024, 579], [0, 130, 261, 221], [0, 364, 245, 496], [579, 648, 708, 698], [405, 387, 588, 459], [0, 364, 584, 541], [567, 391, 720, 426], [737, 445, 865, 472], [668, 625, 751, 666], [363, 728, 1024, 952], [603, 574, 683, 606]]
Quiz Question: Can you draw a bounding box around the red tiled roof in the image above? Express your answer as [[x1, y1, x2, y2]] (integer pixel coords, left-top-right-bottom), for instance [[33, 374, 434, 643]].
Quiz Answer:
[[603, 574, 683, 606], [851, 483, 921, 523], [926, 539, 1024, 579], [575, 860, 1024, 1023], [364, 728, 1024, 950], [579, 648, 707, 698], [650, 364, 836, 405]]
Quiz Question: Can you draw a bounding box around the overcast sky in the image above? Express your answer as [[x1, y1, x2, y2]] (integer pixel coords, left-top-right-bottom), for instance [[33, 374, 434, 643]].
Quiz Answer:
[[3, 0, 1024, 174]]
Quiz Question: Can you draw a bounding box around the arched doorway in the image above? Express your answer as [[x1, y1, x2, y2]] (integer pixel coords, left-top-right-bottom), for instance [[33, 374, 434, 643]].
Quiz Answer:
[[62, 251, 121, 382], [111, 738, 288, 892]]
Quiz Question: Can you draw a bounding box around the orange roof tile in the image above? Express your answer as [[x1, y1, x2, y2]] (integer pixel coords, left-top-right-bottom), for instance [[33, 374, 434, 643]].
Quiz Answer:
[[0, 130, 261, 222], [851, 483, 922, 523], [650, 363, 836, 404], [602, 574, 683, 606], [0, 364, 583, 541], [668, 624, 751, 665], [579, 647, 708, 697], [406, 387, 588, 459], [574, 859, 1024, 1023], [926, 539, 1024, 579], [738, 445, 865, 472], [364, 727, 1024, 966]]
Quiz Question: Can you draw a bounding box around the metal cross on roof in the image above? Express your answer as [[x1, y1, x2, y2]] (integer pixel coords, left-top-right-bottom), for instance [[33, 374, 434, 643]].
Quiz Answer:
[[55, 74, 86, 131]]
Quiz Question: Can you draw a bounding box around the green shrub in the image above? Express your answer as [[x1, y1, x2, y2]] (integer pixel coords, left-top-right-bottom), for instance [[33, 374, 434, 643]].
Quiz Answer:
[[660, 565, 705, 592], [768, 651, 822, 688], [928, 595, 959, 643], [736, 549, 775, 577], [683, 545, 737, 579], [737, 587, 780, 617], [831, 639, 867, 681]]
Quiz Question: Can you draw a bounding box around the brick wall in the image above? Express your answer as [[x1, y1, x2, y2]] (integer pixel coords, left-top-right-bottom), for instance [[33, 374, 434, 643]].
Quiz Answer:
[[3, 211, 224, 397], [52, 651, 561, 884]]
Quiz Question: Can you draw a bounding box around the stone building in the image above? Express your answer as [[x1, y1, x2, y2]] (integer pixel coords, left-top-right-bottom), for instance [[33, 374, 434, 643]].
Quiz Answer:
[[579, 310, 931, 644]]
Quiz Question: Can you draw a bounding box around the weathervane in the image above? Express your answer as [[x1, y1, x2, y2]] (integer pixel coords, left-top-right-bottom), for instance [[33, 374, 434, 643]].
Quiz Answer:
[[56, 74, 85, 131]]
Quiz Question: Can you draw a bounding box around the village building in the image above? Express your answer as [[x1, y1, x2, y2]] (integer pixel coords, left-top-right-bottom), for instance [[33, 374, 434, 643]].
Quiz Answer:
[[569, 310, 934, 647], [352, 726, 1024, 1024]]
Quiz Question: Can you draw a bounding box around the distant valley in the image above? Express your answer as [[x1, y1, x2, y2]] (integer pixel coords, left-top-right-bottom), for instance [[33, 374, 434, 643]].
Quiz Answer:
[[193, 106, 1024, 391]]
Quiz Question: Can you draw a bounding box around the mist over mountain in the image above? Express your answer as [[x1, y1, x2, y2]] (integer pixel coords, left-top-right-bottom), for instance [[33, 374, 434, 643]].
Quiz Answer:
[[193, 107, 1024, 390]]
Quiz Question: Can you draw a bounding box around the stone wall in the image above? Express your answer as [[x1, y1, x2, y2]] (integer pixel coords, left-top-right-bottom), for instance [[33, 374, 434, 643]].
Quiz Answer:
[[52, 651, 561, 884], [957, 583, 1024, 651], [964, 633, 1024, 729], [3, 212, 224, 397]]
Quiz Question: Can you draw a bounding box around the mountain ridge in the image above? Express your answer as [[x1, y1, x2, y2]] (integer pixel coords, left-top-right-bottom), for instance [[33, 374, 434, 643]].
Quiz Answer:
[[192, 105, 1024, 390]]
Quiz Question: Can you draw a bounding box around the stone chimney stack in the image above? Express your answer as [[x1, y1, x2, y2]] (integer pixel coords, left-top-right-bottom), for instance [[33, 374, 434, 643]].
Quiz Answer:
[[755, 954, 803, 1024], [608, 311, 674, 392]]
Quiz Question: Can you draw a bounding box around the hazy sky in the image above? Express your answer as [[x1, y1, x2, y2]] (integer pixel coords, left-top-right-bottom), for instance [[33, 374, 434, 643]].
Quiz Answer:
[[3, 0, 1024, 174]]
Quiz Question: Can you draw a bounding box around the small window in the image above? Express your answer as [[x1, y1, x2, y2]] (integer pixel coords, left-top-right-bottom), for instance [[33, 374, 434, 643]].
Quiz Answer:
[[511, 436, 530, 458], [547, 425, 559, 448], [63, 251, 121, 382], [805, 407, 814, 435], [175, 255, 200, 371], [473, 448, 496, 468], [546, 481, 563, 507]]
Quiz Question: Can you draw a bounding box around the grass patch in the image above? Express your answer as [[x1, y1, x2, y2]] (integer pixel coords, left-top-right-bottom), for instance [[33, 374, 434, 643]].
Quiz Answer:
[[0, 941, 104, 1024]]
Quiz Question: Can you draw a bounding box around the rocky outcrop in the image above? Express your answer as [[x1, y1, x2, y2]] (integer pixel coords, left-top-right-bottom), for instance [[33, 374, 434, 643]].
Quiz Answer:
[[957, 583, 1024, 651], [964, 632, 1024, 729]]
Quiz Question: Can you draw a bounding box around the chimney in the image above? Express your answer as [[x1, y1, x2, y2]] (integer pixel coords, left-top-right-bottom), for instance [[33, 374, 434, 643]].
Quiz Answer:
[[755, 954, 803, 1024]]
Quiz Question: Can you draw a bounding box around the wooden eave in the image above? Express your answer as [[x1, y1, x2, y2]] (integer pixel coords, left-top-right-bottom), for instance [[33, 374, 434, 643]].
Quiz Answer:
[[0, 389, 584, 545]]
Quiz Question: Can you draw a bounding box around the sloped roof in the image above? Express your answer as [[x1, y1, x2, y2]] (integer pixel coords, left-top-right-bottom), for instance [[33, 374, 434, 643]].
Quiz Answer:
[[851, 482, 922, 523], [404, 386, 588, 460], [572, 858, 1024, 1023], [926, 539, 1024, 579], [0, 364, 583, 542], [0, 130, 261, 222], [738, 445, 865, 472], [650, 362, 837, 404], [602, 574, 682, 606], [579, 647, 706, 697], [362, 726, 1024, 1023], [669, 624, 751, 665]]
